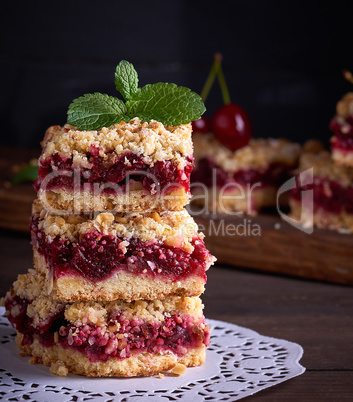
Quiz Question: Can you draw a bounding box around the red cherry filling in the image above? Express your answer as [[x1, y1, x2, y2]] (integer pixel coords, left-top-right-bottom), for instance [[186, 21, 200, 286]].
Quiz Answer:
[[5, 296, 66, 347], [192, 157, 293, 189], [330, 117, 353, 151], [291, 176, 353, 214], [5, 295, 210, 363], [211, 103, 252, 151], [58, 313, 209, 363], [34, 150, 193, 195], [31, 219, 209, 283]]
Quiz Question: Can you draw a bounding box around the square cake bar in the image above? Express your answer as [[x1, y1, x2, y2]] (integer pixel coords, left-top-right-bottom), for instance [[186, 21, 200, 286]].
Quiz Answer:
[[34, 118, 194, 213], [3, 269, 209, 377], [31, 200, 215, 302], [191, 133, 301, 215]]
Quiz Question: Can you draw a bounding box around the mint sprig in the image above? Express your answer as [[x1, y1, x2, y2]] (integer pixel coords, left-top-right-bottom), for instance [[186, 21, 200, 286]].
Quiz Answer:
[[67, 60, 205, 130]]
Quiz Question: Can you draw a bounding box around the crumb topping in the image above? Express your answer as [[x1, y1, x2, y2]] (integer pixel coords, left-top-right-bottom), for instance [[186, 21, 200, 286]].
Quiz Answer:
[[50, 361, 69, 376], [335, 92, 353, 120], [32, 199, 200, 252], [65, 297, 203, 324], [11, 269, 66, 327], [193, 133, 301, 172], [40, 118, 193, 168], [12, 269, 48, 300], [298, 151, 353, 187], [171, 362, 187, 376]]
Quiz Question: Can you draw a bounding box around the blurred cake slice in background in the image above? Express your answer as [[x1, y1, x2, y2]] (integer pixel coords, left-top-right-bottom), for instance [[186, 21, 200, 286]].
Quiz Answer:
[[330, 92, 353, 167], [191, 132, 300, 215]]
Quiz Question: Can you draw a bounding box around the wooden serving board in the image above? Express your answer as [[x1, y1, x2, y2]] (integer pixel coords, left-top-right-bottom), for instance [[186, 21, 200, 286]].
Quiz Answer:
[[0, 147, 38, 232], [193, 212, 353, 285], [1, 146, 352, 285]]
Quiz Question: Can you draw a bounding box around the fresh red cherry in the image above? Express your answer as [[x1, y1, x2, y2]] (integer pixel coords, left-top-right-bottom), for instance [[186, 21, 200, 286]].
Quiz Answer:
[[211, 103, 252, 151], [192, 116, 210, 134]]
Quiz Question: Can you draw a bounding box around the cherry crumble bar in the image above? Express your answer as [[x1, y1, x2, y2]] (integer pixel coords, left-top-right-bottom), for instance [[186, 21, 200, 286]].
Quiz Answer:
[[330, 92, 353, 167], [3, 269, 209, 377], [191, 133, 301, 214], [31, 200, 215, 302], [34, 118, 194, 213], [290, 151, 353, 232]]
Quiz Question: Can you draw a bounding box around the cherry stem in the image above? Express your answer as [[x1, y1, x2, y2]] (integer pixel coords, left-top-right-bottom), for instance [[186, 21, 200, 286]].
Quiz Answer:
[[216, 57, 231, 105], [200, 52, 232, 105], [200, 57, 220, 103]]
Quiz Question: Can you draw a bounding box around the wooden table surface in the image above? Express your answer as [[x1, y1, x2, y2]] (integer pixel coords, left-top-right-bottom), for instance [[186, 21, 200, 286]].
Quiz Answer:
[[0, 228, 352, 401]]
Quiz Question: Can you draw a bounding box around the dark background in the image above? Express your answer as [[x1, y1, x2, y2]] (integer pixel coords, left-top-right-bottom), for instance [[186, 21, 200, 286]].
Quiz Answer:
[[1, 0, 353, 148]]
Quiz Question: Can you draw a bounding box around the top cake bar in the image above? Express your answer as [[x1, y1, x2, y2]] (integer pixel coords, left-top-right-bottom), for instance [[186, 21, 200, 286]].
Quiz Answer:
[[34, 118, 194, 213]]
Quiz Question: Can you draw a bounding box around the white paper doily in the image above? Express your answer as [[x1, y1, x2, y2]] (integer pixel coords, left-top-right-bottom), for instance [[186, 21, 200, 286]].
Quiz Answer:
[[0, 307, 305, 401]]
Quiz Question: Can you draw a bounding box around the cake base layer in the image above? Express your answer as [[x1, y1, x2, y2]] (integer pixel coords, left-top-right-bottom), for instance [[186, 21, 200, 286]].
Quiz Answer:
[[17, 334, 206, 377], [289, 198, 353, 233], [191, 186, 285, 215], [38, 188, 189, 213], [34, 251, 205, 302], [332, 147, 353, 168]]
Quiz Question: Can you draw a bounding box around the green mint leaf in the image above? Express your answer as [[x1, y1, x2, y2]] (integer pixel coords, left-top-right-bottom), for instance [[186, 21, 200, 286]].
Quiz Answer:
[[125, 90, 155, 116], [134, 88, 155, 101], [12, 164, 38, 184], [114, 60, 138, 100], [130, 83, 206, 126], [67, 93, 128, 130]]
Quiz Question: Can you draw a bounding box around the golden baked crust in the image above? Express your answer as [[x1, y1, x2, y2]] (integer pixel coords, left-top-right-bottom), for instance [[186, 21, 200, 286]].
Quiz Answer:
[[17, 334, 206, 377], [297, 151, 353, 187], [193, 133, 301, 172], [289, 198, 353, 233], [33, 251, 206, 301], [332, 148, 353, 168], [38, 187, 190, 213], [32, 198, 200, 249], [191, 186, 284, 215], [40, 118, 193, 168]]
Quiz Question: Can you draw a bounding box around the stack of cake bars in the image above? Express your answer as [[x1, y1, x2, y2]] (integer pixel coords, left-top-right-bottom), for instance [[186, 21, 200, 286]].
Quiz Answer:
[[3, 118, 216, 377]]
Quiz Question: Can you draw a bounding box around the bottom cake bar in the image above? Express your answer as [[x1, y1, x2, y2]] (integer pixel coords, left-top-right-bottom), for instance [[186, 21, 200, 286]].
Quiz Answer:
[[3, 269, 210, 377]]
